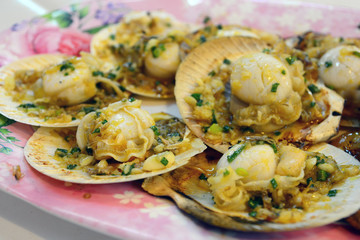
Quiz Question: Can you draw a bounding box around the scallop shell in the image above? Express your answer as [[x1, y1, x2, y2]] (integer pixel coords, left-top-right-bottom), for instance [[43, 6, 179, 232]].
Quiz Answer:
[[143, 143, 360, 231], [91, 10, 192, 99], [24, 113, 207, 184], [0, 54, 82, 127], [175, 36, 344, 153], [175, 36, 268, 152], [179, 25, 279, 60]]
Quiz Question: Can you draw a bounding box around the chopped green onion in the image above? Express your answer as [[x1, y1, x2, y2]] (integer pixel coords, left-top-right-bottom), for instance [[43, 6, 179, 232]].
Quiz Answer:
[[101, 119, 108, 125], [352, 51, 360, 58], [55, 148, 68, 157], [236, 168, 248, 177], [70, 147, 81, 155], [310, 101, 316, 108], [262, 48, 270, 53], [223, 58, 231, 65], [122, 163, 135, 176], [324, 61, 333, 68], [191, 93, 203, 106], [308, 84, 320, 94], [66, 164, 77, 170], [199, 35, 207, 43], [211, 109, 217, 124], [150, 126, 160, 136], [248, 196, 263, 209], [96, 111, 101, 118], [285, 56, 297, 65], [327, 189, 337, 197], [281, 69, 286, 75], [269, 143, 277, 153], [199, 173, 207, 180], [109, 34, 115, 40], [59, 61, 75, 72], [129, 97, 136, 102], [82, 106, 96, 114], [18, 103, 37, 109], [223, 168, 230, 176], [203, 16, 211, 24], [271, 83, 280, 92], [270, 178, 278, 189], [306, 177, 313, 185], [107, 73, 117, 80], [317, 169, 330, 181], [160, 157, 168, 166], [92, 71, 104, 77], [64, 72, 69, 76], [208, 70, 216, 76], [208, 123, 223, 134], [227, 144, 246, 163], [216, 24, 223, 29], [274, 131, 281, 136], [92, 128, 100, 134], [119, 85, 126, 92], [86, 147, 93, 155], [339, 37, 344, 42], [249, 211, 257, 217]]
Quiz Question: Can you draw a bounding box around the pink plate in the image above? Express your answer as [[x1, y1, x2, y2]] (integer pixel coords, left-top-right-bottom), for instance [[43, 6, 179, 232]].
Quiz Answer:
[[0, 0, 359, 239]]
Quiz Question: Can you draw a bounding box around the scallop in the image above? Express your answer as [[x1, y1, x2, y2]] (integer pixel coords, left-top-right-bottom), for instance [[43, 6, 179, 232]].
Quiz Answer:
[[0, 53, 129, 127], [175, 36, 344, 152], [24, 101, 207, 183], [91, 10, 194, 99], [143, 142, 360, 231]]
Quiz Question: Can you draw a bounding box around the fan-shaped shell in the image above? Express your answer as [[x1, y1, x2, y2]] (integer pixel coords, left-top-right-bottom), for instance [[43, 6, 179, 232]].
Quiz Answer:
[[91, 10, 193, 99], [175, 36, 268, 152], [143, 143, 360, 231], [175, 36, 344, 153], [0, 54, 82, 127], [24, 112, 207, 184]]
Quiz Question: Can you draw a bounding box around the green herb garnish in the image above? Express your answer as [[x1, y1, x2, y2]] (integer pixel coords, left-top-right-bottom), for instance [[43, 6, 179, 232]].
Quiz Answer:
[[199, 173, 207, 180], [281, 69, 286, 75], [191, 93, 203, 106], [353, 51, 360, 58], [223, 168, 230, 176], [223, 58, 231, 65], [327, 189, 337, 197], [92, 128, 100, 134], [92, 71, 104, 77], [271, 83, 280, 92], [150, 126, 160, 136], [248, 196, 263, 209], [227, 144, 246, 163], [325, 61, 333, 68], [59, 61, 75, 72], [70, 147, 81, 155], [310, 101, 316, 108], [160, 157, 168, 166], [101, 119, 108, 125], [285, 56, 297, 65], [308, 84, 320, 94], [55, 148, 68, 157], [66, 164, 77, 170], [270, 178, 278, 189], [122, 163, 135, 176], [317, 169, 330, 181]]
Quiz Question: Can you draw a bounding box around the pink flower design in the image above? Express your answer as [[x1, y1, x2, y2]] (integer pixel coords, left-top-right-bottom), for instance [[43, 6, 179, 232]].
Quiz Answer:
[[30, 27, 92, 56]]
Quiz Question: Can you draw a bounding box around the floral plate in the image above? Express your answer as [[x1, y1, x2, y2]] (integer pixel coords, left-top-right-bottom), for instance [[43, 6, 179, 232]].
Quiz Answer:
[[0, 0, 359, 239]]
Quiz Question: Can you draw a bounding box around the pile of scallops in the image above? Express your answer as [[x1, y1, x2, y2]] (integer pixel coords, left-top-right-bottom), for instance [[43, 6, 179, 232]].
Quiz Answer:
[[0, 11, 360, 231]]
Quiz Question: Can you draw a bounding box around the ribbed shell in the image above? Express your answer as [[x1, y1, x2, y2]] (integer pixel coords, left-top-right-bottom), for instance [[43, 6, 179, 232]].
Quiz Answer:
[[0, 54, 81, 127], [175, 36, 268, 152]]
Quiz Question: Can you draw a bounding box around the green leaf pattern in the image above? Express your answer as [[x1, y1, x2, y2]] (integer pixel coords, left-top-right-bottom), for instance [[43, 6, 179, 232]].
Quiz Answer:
[[42, 4, 90, 29], [0, 114, 21, 155]]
